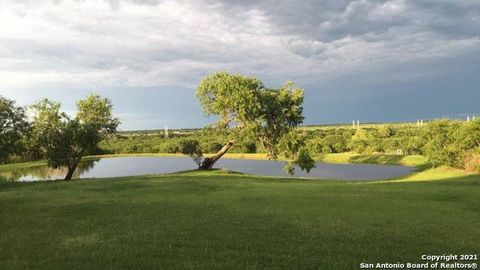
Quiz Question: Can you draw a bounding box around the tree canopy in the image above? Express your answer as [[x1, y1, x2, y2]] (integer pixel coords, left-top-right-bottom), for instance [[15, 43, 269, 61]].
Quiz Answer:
[[0, 97, 30, 164], [192, 72, 314, 174], [31, 95, 119, 180]]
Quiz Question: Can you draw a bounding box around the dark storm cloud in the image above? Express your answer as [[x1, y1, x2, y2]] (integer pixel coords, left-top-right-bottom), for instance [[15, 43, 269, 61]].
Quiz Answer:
[[1, 0, 479, 129], [213, 0, 480, 39]]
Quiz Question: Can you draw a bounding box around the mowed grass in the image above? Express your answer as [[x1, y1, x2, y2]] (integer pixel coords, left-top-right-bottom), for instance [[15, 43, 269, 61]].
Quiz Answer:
[[314, 153, 427, 167], [1, 170, 479, 270]]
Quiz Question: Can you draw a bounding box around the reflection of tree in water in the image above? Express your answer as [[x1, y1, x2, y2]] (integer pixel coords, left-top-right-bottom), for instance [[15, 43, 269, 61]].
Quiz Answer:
[[0, 159, 99, 181]]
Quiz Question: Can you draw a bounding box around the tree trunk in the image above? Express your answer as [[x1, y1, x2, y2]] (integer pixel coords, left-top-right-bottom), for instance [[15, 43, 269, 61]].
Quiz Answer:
[[199, 140, 235, 169], [64, 158, 80, 181]]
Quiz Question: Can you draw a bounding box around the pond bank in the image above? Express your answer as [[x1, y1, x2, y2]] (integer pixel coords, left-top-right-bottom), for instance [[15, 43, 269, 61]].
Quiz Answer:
[[1, 156, 417, 181], [86, 153, 427, 166]]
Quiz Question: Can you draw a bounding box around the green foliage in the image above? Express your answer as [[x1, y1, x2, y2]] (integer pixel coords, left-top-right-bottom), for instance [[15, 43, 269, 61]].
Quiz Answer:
[[349, 129, 375, 154], [0, 97, 30, 164], [196, 72, 263, 128], [29, 99, 66, 160], [378, 125, 395, 138], [423, 120, 462, 167], [98, 118, 480, 172], [463, 152, 480, 173], [161, 141, 180, 153], [240, 140, 257, 153], [323, 134, 348, 153], [178, 139, 203, 166], [279, 132, 315, 175], [457, 119, 480, 150], [255, 82, 305, 158], [77, 94, 120, 134], [196, 72, 310, 172], [44, 120, 99, 168], [30, 95, 119, 179], [200, 141, 223, 153]]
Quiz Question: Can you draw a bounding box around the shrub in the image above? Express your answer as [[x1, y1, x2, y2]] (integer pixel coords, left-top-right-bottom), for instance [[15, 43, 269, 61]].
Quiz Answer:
[[162, 142, 180, 153], [378, 125, 395, 138], [423, 120, 463, 167], [241, 141, 257, 153], [349, 129, 374, 154], [323, 134, 347, 153], [307, 139, 327, 154], [463, 152, 480, 173]]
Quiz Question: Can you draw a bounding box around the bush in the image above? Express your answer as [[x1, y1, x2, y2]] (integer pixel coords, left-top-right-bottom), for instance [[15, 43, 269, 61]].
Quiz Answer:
[[241, 141, 257, 153], [307, 139, 327, 154], [423, 120, 463, 167], [163, 142, 180, 153], [378, 125, 395, 138], [349, 129, 374, 154], [463, 152, 480, 173], [323, 134, 347, 153], [178, 139, 202, 156]]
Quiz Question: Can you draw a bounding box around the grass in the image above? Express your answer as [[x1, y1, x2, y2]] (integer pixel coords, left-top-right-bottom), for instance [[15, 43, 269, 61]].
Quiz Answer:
[[386, 166, 475, 182], [0, 160, 47, 172], [315, 153, 427, 167], [0, 169, 479, 269]]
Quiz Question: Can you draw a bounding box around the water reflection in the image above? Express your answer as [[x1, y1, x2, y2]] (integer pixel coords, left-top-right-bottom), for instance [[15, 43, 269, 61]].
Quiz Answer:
[[1, 159, 98, 181], [0, 156, 415, 181]]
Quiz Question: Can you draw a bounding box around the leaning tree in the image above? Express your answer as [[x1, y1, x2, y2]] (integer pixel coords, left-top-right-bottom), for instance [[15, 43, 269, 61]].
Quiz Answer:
[[31, 95, 120, 180], [179, 72, 315, 175]]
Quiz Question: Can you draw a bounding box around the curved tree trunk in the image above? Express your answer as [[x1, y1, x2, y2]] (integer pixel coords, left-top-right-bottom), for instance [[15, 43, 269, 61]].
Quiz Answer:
[[64, 158, 80, 181], [199, 140, 235, 169]]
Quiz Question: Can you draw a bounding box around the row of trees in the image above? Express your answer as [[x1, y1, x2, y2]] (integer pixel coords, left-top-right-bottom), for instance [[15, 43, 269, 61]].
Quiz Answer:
[[101, 119, 480, 172], [1, 72, 315, 178], [307, 121, 480, 170], [0, 95, 119, 180], [114, 71, 476, 173], [2, 72, 478, 178]]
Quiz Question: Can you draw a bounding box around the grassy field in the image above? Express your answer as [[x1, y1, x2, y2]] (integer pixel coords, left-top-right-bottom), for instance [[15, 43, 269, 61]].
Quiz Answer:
[[0, 168, 479, 270]]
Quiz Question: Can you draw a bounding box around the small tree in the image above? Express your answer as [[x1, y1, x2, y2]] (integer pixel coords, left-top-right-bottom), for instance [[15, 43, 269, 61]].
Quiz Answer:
[[178, 139, 204, 167], [184, 72, 314, 174], [279, 132, 315, 174], [0, 97, 30, 163], [31, 95, 119, 180], [378, 125, 395, 138], [422, 120, 462, 167], [348, 128, 374, 154]]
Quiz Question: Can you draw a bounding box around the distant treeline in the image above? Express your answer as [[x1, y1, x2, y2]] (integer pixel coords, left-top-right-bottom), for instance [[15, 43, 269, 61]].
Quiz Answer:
[[100, 120, 480, 172], [2, 95, 479, 172]]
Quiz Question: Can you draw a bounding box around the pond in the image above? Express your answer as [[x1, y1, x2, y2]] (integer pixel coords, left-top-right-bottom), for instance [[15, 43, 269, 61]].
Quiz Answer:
[[0, 156, 415, 181]]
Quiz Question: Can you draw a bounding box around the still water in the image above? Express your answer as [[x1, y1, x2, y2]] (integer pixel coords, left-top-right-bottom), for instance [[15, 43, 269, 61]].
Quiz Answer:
[[1, 156, 415, 181]]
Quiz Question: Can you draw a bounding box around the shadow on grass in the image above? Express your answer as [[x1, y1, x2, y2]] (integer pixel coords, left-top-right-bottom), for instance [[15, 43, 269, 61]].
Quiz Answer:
[[347, 154, 429, 169], [385, 173, 479, 185], [349, 155, 405, 165], [169, 168, 245, 176]]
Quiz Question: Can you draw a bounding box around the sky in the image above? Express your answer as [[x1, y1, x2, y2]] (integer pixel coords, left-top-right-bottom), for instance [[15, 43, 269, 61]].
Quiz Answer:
[[0, 0, 479, 130]]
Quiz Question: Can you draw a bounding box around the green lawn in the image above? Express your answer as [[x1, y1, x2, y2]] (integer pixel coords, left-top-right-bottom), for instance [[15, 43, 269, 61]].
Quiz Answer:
[[0, 170, 479, 269]]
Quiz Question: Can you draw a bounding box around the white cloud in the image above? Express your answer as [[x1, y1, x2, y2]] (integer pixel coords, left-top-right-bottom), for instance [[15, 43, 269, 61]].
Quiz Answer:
[[0, 0, 479, 89]]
